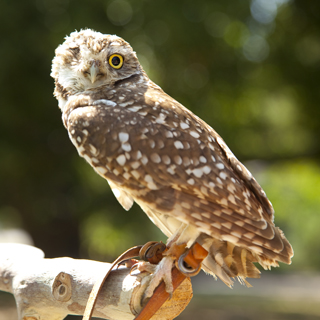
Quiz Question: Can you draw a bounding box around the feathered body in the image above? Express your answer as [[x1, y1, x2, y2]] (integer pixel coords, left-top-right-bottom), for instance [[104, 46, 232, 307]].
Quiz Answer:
[[51, 29, 293, 288]]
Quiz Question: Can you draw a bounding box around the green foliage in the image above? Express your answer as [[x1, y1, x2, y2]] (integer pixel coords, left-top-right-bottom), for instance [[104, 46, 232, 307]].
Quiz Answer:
[[0, 0, 319, 272], [255, 160, 320, 270]]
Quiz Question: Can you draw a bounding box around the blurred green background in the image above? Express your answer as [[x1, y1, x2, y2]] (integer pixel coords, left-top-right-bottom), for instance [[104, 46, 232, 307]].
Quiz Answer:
[[1, 0, 320, 319]]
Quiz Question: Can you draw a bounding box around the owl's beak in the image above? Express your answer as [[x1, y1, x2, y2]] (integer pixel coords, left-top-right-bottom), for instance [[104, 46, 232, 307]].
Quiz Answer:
[[89, 63, 100, 83]]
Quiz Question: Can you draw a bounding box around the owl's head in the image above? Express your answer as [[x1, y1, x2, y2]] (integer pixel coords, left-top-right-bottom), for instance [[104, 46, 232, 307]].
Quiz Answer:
[[51, 29, 143, 99]]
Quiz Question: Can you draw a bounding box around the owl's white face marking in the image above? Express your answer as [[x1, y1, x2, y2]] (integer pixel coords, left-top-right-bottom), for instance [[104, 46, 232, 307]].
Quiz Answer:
[[51, 29, 143, 112]]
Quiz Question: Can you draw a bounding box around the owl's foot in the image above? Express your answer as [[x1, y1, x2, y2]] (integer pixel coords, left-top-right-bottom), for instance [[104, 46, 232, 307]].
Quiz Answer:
[[133, 241, 207, 299], [132, 260, 157, 274], [136, 256, 175, 299]]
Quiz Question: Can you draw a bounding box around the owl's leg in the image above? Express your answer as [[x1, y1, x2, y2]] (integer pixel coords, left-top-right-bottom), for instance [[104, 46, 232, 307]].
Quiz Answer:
[[138, 223, 201, 298]]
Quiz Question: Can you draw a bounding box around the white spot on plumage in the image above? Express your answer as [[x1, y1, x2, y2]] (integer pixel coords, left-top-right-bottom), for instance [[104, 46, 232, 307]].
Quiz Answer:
[[174, 141, 184, 149], [222, 234, 239, 243], [116, 154, 126, 166], [219, 172, 227, 180], [167, 167, 175, 175], [123, 172, 131, 180], [191, 213, 202, 220], [228, 194, 236, 204], [157, 140, 165, 149], [122, 142, 132, 152], [151, 153, 161, 163], [162, 155, 171, 165], [193, 168, 203, 178], [119, 132, 129, 143], [180, 122, 189, 129], [155, 113, 167, 124], [83, 154, 92, 164], [128, 106, 142, 112], [89, 144, 98, 155], [209, 181, 215, 188], [119, 100, 134, 107], [144, 174, 158, 190], [183, 141, 191, 149], [190, 131, 200, 138], [149, 140, 155, 148], [77, 146, 85, 153], [92, 99, 116, 107], [199, 156, 207, 163], [211, 222, 220, 229], [95, 167, 107, 174], [201, 212, 211, 219], [174, 155, 182, 165], [131, 170, 140, 179], [131, 161, 140, 169], [181, 202, 191, 209], [227, 184, 236, 193], [216, 163, 225, 170], [141, 155, 148, 165], [183, 157, 190, 166], [135, 150, 142, 160], [220, 198, 228, 206], [222, 222, 232, 229], [187, 178, 195, 185], [165, 131, 173, 138], [202, 166, 211, 174], [195, 221, 211, 230]]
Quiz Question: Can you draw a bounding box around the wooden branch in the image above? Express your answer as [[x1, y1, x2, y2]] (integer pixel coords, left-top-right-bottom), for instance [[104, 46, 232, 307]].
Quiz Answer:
[[0, 243, 193, 320]]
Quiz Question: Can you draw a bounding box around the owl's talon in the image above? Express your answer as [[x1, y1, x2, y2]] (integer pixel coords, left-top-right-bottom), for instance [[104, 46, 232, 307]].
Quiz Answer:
[[133, 261, 157, 274], [143, 256, 175, 299]]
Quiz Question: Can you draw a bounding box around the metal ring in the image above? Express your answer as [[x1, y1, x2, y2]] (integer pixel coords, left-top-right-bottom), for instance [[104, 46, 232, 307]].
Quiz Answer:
[[177, 251, 202, 277]]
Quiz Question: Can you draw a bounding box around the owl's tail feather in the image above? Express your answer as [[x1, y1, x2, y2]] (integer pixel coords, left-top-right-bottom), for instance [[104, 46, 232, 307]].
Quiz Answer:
[[199, 237, 261, 287]]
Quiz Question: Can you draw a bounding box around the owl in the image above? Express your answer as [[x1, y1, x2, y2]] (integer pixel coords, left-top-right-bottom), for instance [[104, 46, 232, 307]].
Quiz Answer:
[[51, 29, 293, 297]]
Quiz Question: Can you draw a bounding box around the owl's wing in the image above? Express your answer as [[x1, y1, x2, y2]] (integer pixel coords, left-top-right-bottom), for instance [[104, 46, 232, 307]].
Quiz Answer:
[[64, 94, 292, 265], [107, 179, 134, 210]]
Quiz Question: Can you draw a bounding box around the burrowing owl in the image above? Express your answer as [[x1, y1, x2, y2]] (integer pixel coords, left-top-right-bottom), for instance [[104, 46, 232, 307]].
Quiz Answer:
[[51, 29, 293, 296]]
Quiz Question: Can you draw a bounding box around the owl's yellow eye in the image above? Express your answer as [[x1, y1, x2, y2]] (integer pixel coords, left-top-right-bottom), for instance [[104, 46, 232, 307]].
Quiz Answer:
[[109, 54, 124, 69]]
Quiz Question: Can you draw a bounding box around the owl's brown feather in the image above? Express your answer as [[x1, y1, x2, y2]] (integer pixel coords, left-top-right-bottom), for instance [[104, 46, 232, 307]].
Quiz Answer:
[[51, 29, 293, 288]]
